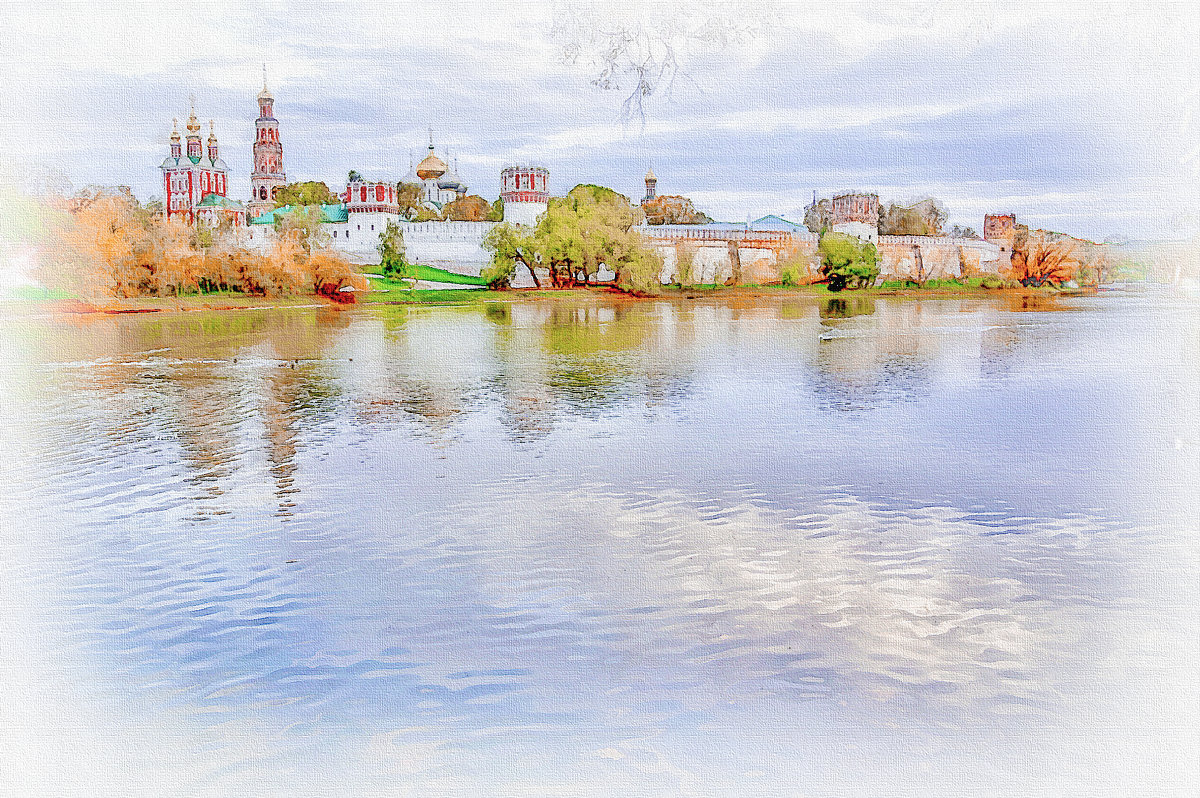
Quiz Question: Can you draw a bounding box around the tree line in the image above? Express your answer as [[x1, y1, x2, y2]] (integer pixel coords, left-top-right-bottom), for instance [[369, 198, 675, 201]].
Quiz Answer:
[[41, 187, 366, 301], [274, 174, 504, 223]]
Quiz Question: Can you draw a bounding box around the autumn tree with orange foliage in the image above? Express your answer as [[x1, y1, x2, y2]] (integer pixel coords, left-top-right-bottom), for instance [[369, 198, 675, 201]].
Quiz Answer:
[[1008, 228, 1081, 287], [443, 195, 492, 222], [47, 188, 366, 301], [641, 195, 713, 225]]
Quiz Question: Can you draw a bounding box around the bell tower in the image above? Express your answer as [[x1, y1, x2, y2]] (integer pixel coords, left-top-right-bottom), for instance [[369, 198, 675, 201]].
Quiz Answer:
[[249, 65, 286, 219]]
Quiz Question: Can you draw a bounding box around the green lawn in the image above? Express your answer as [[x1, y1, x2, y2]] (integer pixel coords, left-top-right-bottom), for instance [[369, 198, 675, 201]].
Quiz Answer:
[[380, 264, 488, 286]]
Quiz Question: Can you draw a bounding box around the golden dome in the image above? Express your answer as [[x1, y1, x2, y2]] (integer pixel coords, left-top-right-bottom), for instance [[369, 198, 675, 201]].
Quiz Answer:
[[645, 167, 656, 181], [186, 100, 201, 135], [416, 150, 447, 180]]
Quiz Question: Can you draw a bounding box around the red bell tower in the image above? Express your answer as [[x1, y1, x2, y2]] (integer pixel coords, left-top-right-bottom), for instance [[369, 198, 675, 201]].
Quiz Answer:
[[249, 66, 286, 219]]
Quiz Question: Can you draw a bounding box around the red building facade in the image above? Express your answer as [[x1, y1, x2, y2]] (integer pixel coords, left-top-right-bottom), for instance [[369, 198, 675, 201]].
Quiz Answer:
[[500, 165, 550, 205], [831, 193, 880, 226], [159, 103, 243, 226], [343, 177, 399, 215]]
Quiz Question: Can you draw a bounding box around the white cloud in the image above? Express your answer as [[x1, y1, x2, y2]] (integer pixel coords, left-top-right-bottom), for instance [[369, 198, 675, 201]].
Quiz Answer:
[[2, 0, 1197, 239]]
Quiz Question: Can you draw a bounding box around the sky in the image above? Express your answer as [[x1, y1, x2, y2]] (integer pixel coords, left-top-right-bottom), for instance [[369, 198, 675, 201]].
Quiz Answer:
[[2, 0, 1199, 241]]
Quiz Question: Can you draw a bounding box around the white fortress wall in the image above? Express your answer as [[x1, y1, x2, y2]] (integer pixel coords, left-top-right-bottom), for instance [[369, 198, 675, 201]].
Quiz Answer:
[[328, 211, 400, 264], [398, 221, 497, 276]]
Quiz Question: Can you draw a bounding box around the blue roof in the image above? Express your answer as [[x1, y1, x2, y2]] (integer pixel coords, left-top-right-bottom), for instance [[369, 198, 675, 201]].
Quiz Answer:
[[249, 203, 349, 225], [749, 215, 802, 231]]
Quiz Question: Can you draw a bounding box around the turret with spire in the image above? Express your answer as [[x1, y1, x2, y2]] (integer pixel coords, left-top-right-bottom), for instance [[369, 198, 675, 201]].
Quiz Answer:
[[207, 120, 219, 161], [257, 63, 274, 117], [642, 165, 657, 204], [169, 118, 181, 159]]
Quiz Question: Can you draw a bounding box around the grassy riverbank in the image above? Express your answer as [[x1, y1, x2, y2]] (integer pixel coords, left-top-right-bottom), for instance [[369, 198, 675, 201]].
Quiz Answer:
[[4, 276, 1099, 315]]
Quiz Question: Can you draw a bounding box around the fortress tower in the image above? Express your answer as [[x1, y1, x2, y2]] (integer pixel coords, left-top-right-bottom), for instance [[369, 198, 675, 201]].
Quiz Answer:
[[500, 164, 549, 227], [249, 68, 286, 219], [983, 213, 1017, 255], [831, 192, 880, 244]]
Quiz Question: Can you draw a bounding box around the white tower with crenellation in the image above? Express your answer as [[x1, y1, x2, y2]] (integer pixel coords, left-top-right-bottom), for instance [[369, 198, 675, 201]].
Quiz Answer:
[[500, 165, 549, 227]]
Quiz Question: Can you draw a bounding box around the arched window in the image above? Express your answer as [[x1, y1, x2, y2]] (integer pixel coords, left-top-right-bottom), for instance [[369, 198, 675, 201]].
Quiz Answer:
[[259, 186, 267, 200], [360, 187, 367, 202], [376, 185, 384, 202]]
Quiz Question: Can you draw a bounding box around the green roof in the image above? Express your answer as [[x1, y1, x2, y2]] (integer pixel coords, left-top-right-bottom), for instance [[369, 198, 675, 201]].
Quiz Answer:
[[197, 193, 245, 209], [249, 203, 349, 225]]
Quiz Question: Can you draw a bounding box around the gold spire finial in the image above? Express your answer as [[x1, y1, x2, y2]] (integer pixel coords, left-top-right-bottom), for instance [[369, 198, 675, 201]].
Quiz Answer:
[[257, 65, 273, 101], [186, 96, 200, 134]]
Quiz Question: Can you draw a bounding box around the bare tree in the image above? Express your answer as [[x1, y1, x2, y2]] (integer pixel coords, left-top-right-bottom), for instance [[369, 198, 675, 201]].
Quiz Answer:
[[551, 1, 762, 122]]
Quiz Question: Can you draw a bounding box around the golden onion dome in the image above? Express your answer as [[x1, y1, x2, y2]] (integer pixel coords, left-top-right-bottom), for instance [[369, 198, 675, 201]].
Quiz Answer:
[[416, 150, 447, 180]]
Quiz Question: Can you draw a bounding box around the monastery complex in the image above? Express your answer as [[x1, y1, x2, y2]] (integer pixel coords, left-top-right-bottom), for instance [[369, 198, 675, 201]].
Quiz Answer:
[[159, 80, 1016, 286]]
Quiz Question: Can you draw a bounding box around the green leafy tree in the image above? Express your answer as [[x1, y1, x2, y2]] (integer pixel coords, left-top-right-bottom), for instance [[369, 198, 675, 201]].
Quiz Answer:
[[396, 183, 424, 220], [348, 169, 362, 183], [274, 205, 329, 253], [273, 181, 339, 209], [484, 184, 661, 292], [542, 184, 652, 289], [483, 223, 539, 288], [818, 232, 879, 291], [377, 219, 409, 279], [486, 197, 505, 222], [480, 259, 514, 289]]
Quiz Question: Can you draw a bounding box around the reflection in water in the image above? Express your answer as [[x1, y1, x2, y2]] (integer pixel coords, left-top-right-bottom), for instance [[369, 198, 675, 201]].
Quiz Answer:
[[1, 293, 1198, 796], [820, 296, 876, 319]]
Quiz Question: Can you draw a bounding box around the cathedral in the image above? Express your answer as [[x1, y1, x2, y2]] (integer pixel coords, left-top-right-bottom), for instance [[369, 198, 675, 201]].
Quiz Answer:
[[400, 134, 468, 210], [159, 101, 245, 226]]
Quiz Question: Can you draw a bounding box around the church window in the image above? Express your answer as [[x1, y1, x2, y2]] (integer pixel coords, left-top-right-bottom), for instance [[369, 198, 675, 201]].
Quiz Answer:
[[371, 225, 375, 231], [333, 231, 337, 238], [376, 185, 384, 202], [360, 187, 367, 202]]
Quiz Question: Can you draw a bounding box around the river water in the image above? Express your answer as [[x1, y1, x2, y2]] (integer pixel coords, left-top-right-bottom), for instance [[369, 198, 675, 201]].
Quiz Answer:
[[1, 292, 1197, 796]]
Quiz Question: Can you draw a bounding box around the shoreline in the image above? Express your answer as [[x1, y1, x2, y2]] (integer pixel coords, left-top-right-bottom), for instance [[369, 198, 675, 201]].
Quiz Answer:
[[0, 282, 1119, 316]]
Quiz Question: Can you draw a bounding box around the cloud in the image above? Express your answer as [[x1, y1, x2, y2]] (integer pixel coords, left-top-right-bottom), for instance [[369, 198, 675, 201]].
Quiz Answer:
[[2, 0, 1198, 240]]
